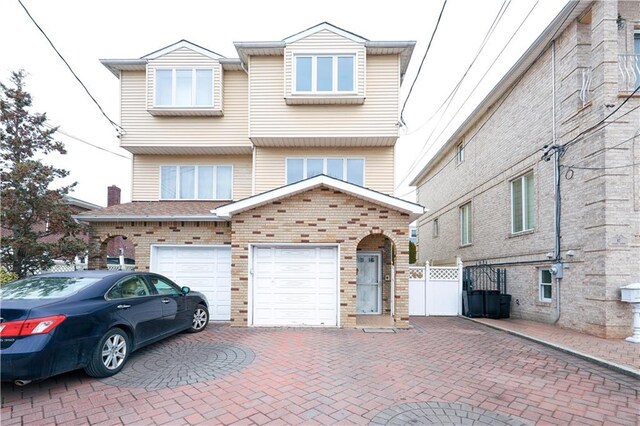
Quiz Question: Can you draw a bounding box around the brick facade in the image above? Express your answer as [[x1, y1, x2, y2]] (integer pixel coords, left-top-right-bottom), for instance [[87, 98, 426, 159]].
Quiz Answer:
[[415, 1, 640, 338], [86, 187, 412, 328]]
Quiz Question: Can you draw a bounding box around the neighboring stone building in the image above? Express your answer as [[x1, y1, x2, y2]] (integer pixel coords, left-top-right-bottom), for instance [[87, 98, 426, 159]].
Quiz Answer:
[[411, 0, 640, 338]]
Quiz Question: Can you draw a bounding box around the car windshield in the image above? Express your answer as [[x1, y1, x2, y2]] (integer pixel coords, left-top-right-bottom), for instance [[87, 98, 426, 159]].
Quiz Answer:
[[0, 277, 101, 299]]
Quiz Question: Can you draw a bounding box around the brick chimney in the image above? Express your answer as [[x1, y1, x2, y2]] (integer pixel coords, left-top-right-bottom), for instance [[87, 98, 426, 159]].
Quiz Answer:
[[107, 185, 121, 207]]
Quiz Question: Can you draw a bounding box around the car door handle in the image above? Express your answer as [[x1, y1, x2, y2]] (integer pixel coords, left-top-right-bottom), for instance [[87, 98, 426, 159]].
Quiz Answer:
[[117, 304, 131, 309], [161, 298, 171, 304]]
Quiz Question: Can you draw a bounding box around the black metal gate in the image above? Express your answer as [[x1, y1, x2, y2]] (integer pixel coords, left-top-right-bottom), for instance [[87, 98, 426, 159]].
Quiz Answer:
[[462, 262, 509, 319]]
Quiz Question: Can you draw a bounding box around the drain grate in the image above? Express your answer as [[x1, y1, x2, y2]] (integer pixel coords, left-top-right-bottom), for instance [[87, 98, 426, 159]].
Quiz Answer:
[[363, 328, 396, 333]]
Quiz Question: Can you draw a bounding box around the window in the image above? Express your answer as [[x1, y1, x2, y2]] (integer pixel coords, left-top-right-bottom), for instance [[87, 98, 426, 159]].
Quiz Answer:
[[433, 218, 439, 238], [511, 171, 535, 233], [410, 228, 417, 238], [286, 158, 364, 186], [160, 165, 232, 200], [107, 277, 151, 299], [155, 68, 213, 107], [634, 32, 640, 89], [539, 269, 553, 302], [149, 277, 181, 296], [460, 203, 472, 246], [294, 55, 355, 93], [456, 142, 465, 164]]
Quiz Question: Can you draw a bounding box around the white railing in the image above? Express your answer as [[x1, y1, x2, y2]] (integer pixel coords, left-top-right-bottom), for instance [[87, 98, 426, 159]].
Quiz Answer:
[[32, 260, 135, 275], [579, 67, 592, 107], [618, 55, 640, 92]]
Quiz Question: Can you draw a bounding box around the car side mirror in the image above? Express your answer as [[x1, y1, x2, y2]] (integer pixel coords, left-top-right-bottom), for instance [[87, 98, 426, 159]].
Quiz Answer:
[[181, 286, 190, 295]]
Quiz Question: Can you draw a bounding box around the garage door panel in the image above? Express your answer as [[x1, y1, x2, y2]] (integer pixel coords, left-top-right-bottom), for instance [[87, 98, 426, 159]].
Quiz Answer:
[[252, 246, 338, 326], [151, 246, 231, 321]]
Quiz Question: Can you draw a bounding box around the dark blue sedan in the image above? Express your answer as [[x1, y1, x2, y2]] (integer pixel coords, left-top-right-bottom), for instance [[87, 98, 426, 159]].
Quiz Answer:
[[0, 271, 209, 385]]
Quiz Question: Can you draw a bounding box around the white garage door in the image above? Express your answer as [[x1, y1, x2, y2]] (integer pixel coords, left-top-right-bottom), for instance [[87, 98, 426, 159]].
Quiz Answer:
[[151, 246, 231, 321], [252, 246, 338, 326]]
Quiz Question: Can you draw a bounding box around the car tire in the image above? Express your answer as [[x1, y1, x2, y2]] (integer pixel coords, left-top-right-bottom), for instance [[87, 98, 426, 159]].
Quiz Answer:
[[85, 328, 130, 378], [188, 304, 209, 333]]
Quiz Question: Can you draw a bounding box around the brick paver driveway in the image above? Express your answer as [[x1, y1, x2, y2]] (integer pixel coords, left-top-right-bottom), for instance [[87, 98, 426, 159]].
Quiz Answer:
[[2, 317, 638, 425]]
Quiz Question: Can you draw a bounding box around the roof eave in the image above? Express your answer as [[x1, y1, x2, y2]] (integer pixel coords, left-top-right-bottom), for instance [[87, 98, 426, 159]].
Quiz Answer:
[[409, 0, 589, 187], [99, 59, 147, 78], [73, 215, 226, 223]]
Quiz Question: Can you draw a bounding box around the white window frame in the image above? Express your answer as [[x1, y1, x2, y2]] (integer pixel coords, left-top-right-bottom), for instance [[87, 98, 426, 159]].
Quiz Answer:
[[456, 142, 465, 165], [159, 165, 233, 200], [539, 269, 553, 302], [154, 68, 214, 108], [511, 171, 535, 234], [460, 202, 472, 246], [292, 54, 357, 94], [285, 157, 365, 186]]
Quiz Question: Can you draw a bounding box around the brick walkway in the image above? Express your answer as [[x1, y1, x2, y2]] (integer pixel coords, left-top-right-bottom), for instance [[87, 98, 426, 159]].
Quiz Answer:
[[2, 317, 639, 425], [470, 317, 640, 376]]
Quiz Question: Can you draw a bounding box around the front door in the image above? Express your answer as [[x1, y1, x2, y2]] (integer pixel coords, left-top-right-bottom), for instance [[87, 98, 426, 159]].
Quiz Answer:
[[356, 252, 382, 314]]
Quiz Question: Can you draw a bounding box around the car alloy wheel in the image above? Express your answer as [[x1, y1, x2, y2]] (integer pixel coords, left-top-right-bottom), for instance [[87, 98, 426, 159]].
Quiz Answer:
[[101, 333, 127, 370], [192, 307, 208, 331]]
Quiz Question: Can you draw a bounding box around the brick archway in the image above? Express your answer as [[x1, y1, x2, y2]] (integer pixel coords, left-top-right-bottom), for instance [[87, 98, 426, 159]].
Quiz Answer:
[[88, 232, 137, 270]]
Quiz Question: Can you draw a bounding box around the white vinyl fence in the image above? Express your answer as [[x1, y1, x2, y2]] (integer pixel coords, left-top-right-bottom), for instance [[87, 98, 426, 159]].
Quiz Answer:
[[409, 260, 463, 316], [32, 259, 135, 275]]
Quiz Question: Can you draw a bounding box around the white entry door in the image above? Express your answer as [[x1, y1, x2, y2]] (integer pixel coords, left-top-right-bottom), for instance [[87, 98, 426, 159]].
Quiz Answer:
[[151, 246, 231, 321], [356, 252, 382, 314], [252, 246, 338, 326]]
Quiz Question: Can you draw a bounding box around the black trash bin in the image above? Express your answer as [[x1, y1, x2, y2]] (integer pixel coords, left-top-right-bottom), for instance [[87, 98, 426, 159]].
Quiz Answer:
[[483, 290, 501, 319], [499, 294, 512, 319], [466, 290, 484, 318]]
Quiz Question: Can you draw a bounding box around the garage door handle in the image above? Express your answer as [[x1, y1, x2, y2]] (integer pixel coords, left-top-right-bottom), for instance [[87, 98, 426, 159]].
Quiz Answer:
[[117, 304, 131, 309], [161, 298, 170, 304]]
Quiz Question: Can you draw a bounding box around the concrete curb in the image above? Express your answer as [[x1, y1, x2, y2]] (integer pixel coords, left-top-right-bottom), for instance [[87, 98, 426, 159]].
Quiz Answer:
[[463, 317, 640, 380]]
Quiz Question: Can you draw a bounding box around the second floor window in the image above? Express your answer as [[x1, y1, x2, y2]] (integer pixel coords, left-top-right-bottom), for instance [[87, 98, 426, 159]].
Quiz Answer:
[[511, 171, 535, 233], [160, 165, 232, 200], [155, 68, 213, 107], [286, 158, 363, 186], [295, 55, 355, 93], [460, 202, 472, 246], [456, 142, 465, 164]]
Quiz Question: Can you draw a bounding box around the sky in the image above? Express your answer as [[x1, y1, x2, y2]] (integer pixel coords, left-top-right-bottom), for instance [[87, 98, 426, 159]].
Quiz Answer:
[[1, 0, 569, 207]]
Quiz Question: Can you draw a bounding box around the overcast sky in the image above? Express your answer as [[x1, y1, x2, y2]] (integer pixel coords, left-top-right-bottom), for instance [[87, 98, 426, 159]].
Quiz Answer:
[[1, 0, 568, 206]]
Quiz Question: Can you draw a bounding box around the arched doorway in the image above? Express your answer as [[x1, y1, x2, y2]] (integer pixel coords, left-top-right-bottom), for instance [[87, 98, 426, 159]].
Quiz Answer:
[[88, 234, 136, 270], [356, 232, 396, 327]]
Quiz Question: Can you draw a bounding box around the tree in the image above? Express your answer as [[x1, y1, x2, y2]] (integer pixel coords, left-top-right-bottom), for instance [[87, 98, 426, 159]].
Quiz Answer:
[[409, 241, 417, 264], [0, 70, 87, 278]]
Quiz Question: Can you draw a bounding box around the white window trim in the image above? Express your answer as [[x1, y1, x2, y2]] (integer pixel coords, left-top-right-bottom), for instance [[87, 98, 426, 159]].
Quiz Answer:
[[285, 157, 366, 186], [456, 142, 465, 165], [539, 269, 553, 302], [154, 67, 214, 108], [292, 54, 357, 95], [159, 165, 233, 200], [510, 171, 534, 234], [460, 202, 472, 246]]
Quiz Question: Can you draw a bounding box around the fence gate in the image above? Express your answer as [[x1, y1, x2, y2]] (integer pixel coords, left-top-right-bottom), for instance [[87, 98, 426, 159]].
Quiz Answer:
[[409, 260, 463, 316]]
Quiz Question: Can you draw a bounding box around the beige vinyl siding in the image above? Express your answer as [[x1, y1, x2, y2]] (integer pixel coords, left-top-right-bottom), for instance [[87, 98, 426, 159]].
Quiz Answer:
[[146, 47, 222, 111], [132, 154, 252, 201], [250, 55, 400, 139], [284, 29, 366, 98], [120, 69, 250, 151], [253, 146, 394, 194]]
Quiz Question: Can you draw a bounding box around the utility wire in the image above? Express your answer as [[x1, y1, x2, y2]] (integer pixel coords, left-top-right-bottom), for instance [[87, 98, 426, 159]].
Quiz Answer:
[[406, 0, 577, 192], [43, 123, 130, 159], [567, 162, 640, 170], [399, 0, 448, 127], [567, 130, 639, 168], [397, 0, 541, 190], [398, 0, 515, 186], [17, 0, 125, 135]]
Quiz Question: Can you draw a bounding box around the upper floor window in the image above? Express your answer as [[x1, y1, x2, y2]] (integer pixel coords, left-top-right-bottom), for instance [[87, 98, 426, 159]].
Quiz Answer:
[[286, 158, 364, 186], [155, 68, 213, 107], [294, 55, 355, 93], [460, 202, 472, 246], [160, 165, 232, 200], [511, 171, 534, 233], [456, 142, 465, 164]]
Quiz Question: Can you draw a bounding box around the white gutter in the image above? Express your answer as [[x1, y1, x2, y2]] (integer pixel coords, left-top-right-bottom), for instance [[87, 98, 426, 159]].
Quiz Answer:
[[74, 215, 227, 223]]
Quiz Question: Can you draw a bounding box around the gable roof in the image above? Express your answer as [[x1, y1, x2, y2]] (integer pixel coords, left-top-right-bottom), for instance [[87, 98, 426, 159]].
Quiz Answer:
[[212, 175, 425, 220], [142, 40, 224, 60], [409, 0, 590, 187], [283, 22, 369, 44]]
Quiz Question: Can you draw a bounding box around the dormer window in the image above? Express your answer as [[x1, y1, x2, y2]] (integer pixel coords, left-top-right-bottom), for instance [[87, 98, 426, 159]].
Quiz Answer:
[[294, 55, 355, 93], [155, 68, 213, 107]]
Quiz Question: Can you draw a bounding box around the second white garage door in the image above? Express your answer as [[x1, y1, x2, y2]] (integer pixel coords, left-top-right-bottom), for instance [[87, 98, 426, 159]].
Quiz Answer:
[[252, 246, 338, 326], [151, 246, 231, 321]]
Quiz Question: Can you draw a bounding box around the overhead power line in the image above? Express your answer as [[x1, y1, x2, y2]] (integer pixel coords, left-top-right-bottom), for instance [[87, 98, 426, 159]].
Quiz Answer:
[[44, 123, 130, 159], [399, 0, 448, 127], [17, 0, 124, 135]]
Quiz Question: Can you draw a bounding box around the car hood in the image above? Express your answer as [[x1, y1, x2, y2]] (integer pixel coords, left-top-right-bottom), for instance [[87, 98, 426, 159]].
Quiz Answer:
[[0, 298, 64, 321]]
